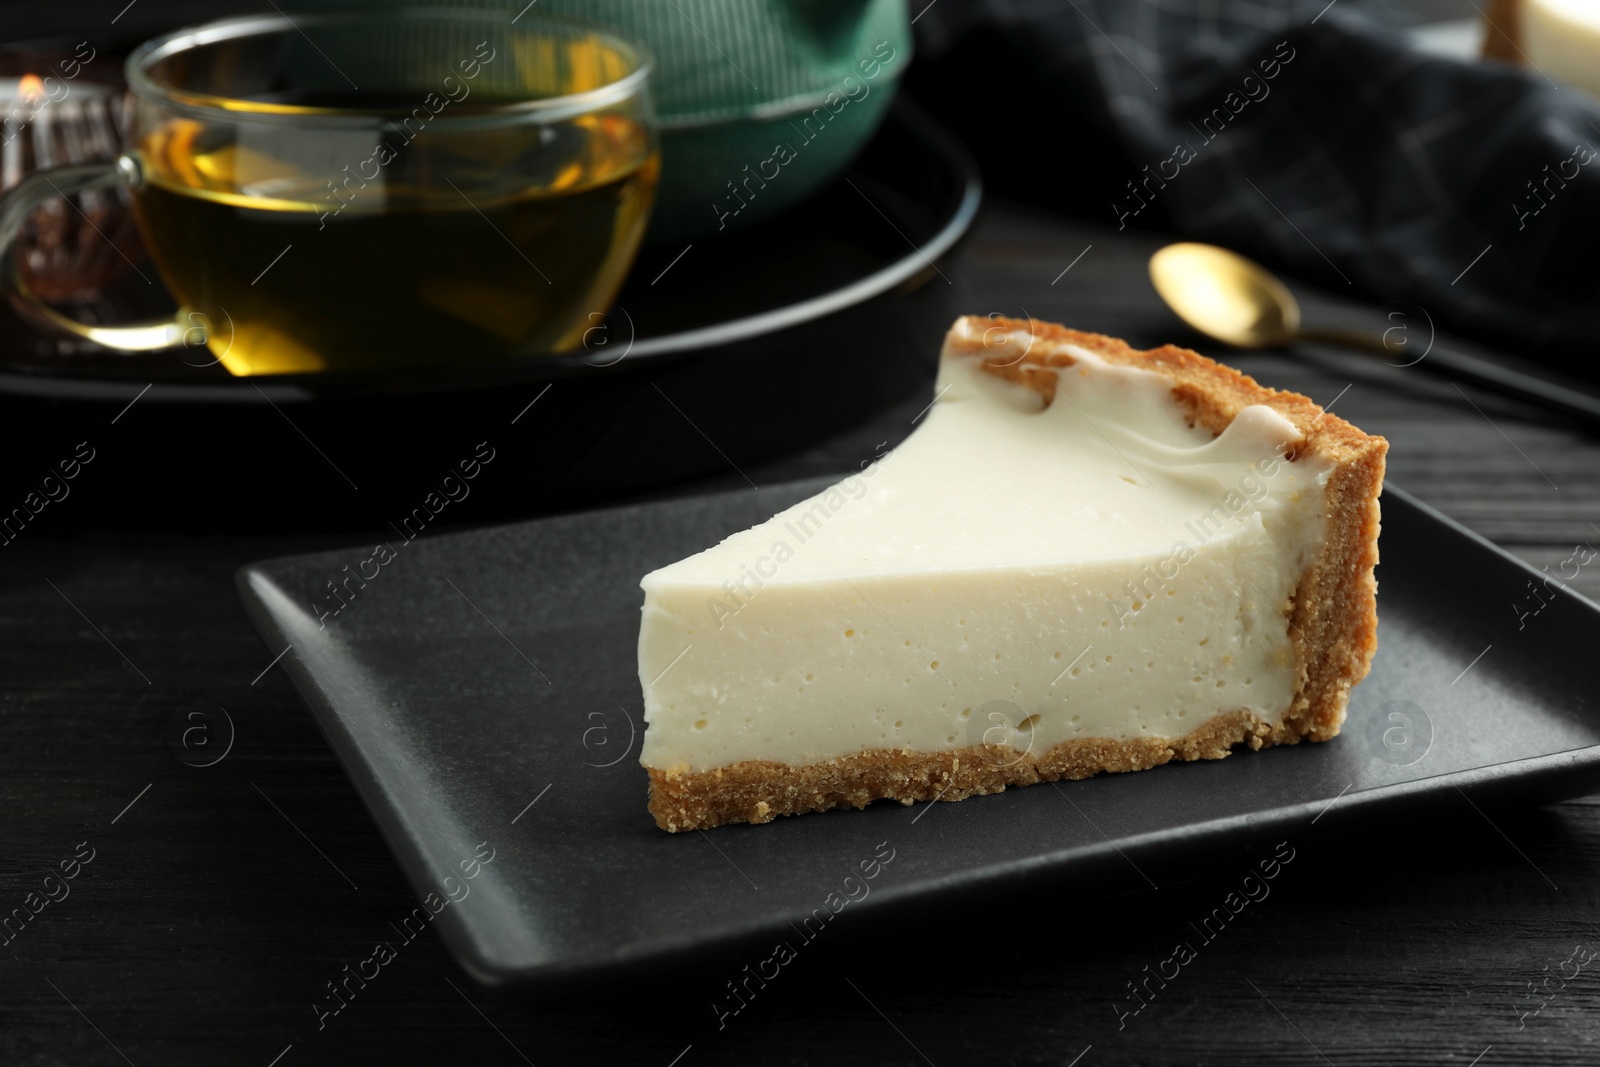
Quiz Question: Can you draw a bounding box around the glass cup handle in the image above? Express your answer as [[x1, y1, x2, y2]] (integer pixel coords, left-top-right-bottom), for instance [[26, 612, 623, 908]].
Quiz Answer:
[[0, 154, 188, 352]]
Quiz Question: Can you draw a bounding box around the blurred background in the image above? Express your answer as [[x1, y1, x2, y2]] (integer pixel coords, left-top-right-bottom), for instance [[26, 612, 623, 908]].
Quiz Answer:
[[0, 0, 1594, 531]]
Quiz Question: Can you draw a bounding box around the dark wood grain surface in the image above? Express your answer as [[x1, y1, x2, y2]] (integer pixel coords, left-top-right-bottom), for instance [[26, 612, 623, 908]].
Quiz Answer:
[[5, 198, 1600, 1066]]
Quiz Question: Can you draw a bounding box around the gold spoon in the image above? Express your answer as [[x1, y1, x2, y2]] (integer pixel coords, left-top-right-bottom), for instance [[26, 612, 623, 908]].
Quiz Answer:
[[1150, 242, 1410, 356], [1148, 241, 1600, 428]]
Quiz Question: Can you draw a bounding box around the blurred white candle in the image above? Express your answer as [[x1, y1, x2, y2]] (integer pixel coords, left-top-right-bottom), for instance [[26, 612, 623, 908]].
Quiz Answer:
[[1524, 0, 1600, 99]]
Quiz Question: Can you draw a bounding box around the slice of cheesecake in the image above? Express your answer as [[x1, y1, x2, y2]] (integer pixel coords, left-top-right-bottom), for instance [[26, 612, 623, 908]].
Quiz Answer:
[[637, 316, 1386, 831]]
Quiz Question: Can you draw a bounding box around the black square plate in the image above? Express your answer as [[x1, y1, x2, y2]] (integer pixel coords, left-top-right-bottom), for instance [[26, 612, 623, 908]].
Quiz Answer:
[[236, 479, 1600, 988]]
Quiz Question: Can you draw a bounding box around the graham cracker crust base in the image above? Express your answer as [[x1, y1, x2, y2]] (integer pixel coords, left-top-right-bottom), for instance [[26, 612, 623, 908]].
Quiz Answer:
[[643, 317, 1386, 832], [648, 709, 1289, 832]]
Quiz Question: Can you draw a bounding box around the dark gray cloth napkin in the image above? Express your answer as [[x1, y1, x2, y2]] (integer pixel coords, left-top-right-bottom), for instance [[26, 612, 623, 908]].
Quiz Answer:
[[909, 0, 1600, 375]]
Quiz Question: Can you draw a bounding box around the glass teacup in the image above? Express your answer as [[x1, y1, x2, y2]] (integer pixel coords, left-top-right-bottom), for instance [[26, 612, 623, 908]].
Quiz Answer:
[[0, 10, 658, 376]]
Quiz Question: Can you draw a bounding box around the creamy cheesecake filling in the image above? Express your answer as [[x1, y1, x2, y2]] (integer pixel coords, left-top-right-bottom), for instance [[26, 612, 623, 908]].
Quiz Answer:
[[638, 329, 1332, 776]]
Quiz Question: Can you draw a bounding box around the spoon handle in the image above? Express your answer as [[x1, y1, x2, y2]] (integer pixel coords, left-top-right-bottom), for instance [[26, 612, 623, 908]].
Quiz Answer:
[[1296, 326, 1600, 429], [1295, 326, 1398, 357]]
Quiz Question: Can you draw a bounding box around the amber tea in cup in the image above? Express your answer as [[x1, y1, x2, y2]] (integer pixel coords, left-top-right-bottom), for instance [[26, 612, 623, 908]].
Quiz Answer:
[[0, 11, 659, 375]]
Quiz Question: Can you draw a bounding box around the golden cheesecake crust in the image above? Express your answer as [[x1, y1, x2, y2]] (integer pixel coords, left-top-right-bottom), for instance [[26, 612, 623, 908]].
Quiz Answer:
[[646, 317, 1387, 832], [649, 709, 1283, 832]]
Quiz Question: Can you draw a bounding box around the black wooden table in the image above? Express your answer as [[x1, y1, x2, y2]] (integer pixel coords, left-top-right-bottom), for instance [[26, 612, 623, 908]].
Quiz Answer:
[[4, 198, 1599, 1065]]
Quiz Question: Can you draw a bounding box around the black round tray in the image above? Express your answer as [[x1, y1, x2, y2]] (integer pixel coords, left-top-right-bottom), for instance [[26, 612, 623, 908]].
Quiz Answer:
[[0, 101, 980, 528]]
